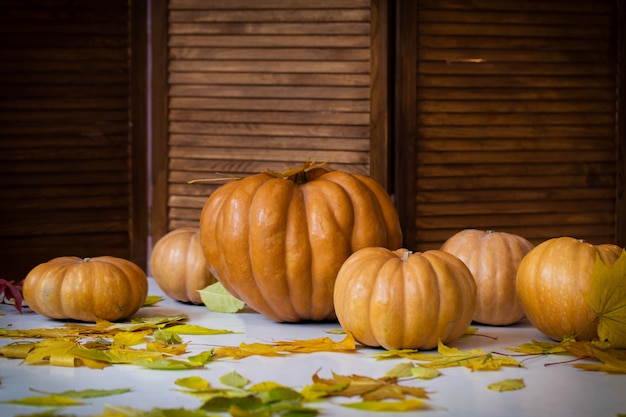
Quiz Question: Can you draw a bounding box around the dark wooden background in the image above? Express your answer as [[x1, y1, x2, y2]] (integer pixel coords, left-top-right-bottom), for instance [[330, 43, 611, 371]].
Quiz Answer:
[[1, 0, 623, 280]]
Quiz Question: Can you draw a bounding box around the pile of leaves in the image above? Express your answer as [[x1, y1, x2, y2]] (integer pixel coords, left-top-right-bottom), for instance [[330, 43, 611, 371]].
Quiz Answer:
[[0, 252, 625, 415], [0, 314, 361, 370]]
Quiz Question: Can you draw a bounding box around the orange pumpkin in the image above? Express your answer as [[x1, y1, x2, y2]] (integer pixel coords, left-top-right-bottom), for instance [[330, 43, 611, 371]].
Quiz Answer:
[[150, 227, 216, 304], [199, 161, 403, 322], [441, 229, 533, 325], [23, 256, 148, 322], [333, 247, 477, 350], [516, 237, 622, 341]]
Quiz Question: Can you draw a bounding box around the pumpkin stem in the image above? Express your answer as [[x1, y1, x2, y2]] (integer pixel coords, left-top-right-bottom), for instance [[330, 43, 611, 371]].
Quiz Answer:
[[293, 170, 308, 185], [400, 250, 413, 261]]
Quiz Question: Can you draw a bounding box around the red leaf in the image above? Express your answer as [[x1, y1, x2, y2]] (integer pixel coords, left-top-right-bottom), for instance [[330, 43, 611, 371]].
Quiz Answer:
[[0, 278, 24, 313]]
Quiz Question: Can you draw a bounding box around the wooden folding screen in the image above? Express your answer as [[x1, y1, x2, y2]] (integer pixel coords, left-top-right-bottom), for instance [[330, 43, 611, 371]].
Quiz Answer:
[[0, 0, 148, 279], [151, 0, 390, 241], [396, 0, 624, 251]]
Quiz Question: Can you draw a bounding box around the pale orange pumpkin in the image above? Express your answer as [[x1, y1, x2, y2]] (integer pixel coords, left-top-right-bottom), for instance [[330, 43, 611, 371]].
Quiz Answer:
[[150, 227, 217, 304], [23, 256, 148, 322], [516, 237, 622, 341], [199, 161, 403, 322], [441, 229, 533, 325], [333, 247, 477, 350]]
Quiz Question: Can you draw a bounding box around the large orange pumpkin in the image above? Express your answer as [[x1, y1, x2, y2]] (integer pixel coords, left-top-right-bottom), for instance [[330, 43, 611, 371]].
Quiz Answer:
[[23, 256, 148, 322], [150, 227, 217, 304], [441, 229, 533, 325], [516, 237, 622, 341], [333, 247, 477, 350], [199, 161, 403, 322]]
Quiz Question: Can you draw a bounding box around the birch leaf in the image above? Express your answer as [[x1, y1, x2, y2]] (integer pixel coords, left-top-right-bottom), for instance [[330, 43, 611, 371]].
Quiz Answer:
[[175, 376, 212, 392], [198, 282, 245, 313], [385, 362, 415, 377], [248, 381, 285, 392], [583, 251, 626, 348], [219, 370, 249, 388], [187, 349, 214, 365], [411, 366, 441, 380], [152, 329, 183, 345], [487, 378, 525, 392], [143, 295, 163, 306]]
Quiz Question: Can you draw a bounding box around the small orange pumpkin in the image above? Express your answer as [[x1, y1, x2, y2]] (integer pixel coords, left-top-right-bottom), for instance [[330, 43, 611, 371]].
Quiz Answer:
[[150, 227, 217, 304], [441, 229, 533, 325], [23, 256, 148, 322], [515, 237, 622, 341], [333, 247, 477, 350], [199, 161, 403, 322]]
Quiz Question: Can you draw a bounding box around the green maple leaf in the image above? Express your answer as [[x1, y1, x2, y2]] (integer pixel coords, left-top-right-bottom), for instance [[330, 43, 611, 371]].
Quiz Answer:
[[405, 341, 523, 371], [583, 250, 626, 348]]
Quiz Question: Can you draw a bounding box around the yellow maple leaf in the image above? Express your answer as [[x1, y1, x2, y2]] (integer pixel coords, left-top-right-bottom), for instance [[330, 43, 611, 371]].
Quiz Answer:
[[583, 251, 626, 348], [22, 338, 80, 367], [310, 370, 429, 402], [507, 338, 573, 355], [408, 340, 523, 371], [568, 341, 626, 373], [213, 333, 356, 359]]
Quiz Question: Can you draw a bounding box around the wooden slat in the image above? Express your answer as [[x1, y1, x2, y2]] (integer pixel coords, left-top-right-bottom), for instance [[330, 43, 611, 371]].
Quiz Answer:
[[169, 135, 370, 150], [170, 0, 370, 8], [169, 97, 370, 112], [408, 0, 619, 250]]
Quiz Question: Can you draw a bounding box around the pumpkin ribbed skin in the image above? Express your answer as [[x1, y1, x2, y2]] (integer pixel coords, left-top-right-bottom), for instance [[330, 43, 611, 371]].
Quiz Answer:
[[333, 248, 477, 350], [150, 227, 217, 304], [23, 256, 148, 322], [199, 166, 403, 322], [516, 237, 622, 341], [441, 229, 533, 325]]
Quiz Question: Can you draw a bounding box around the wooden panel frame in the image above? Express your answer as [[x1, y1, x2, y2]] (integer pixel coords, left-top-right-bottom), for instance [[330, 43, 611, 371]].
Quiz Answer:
[[150, 0, 170, 244], [617, 0, 626, 247], [131, 0, 149, 269], [150, 0, 394, 244], [395, 0, 625, 249], [393, 0, 418, 248], [369, 0, 392, 189]]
